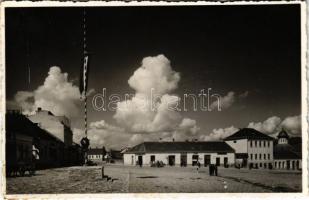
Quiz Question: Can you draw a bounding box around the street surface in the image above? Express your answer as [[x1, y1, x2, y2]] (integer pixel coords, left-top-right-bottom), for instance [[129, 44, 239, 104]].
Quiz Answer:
[[6, 164, 302, 194]]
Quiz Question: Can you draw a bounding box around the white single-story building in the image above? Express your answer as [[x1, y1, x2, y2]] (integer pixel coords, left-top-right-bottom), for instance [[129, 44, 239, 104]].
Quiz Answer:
[[123, 141, 235, 167], [87, 148, 103, 161]]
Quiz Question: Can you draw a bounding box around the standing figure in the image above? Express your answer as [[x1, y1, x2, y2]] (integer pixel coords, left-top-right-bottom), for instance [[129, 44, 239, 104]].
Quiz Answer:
[[214, 165, 218, 176], [209, 164, 213, 176]]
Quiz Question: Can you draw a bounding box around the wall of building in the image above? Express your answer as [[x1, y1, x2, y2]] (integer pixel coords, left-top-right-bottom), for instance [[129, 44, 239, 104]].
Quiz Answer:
[[186, 153, 234, 166], [28, 110, 73, 146], [247, 140, 273, 168], [6, 112, 82, 171], [212, 153, 235, 165], [124, 153, 134, 165], [124, 153, 181, 166], [225, 139, 248, 153], [36, 138, 65, 168], [274, 159, 302, 170], [88, 154, 103, 161], [124, 152, 235, 166]]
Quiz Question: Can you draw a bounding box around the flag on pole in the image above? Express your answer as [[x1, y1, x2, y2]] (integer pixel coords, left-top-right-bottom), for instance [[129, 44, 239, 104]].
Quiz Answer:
[[79, 53, 90, 97]]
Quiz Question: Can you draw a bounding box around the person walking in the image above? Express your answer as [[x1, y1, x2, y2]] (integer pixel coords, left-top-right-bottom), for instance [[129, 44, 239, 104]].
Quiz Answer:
[[214, 165, 218, 176], [196, 161, 201, 173], [209, 164, 213, 176]]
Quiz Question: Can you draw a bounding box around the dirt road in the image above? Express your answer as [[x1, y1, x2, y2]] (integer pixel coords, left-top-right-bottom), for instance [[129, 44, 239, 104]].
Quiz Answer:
[[6, 165, 302, 194]]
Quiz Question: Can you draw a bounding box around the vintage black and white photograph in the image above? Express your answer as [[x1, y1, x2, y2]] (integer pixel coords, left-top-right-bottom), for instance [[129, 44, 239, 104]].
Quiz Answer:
[[2, 2, 306, 195]]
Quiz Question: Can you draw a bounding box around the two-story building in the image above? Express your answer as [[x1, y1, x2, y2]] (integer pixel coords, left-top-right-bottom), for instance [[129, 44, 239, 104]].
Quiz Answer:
[[28, 107, 73, 147], [224, 128, 274, 169]]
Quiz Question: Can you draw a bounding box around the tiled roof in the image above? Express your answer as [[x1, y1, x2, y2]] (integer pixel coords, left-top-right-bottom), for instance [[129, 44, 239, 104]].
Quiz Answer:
[[277, 129, 289, 139], [274, 144, 301, 160], [124, 141, 234, 154], [224, 128, 274, 141], [6, 112, 63, 143], [289, 137, 302, 153], [88, 148, 103, 155]]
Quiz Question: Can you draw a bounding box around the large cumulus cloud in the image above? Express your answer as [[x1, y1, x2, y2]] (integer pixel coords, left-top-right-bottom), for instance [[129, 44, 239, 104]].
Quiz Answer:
[[12, 66, 81, 117], [128, 55, 180, 96], [114, 54, 199, 139], [73, 55, 200, 149]]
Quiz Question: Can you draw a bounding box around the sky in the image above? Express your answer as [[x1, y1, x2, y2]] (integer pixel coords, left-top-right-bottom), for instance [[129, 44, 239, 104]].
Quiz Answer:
[[6, 5, 302, 149]]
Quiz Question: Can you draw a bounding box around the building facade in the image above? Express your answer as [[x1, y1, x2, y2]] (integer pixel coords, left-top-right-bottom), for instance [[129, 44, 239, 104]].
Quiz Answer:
[[123, 141, 235, 167], [6, 111, 69, 169], [87, 148, 104, 162], [273, 129, 302, 170], [28, 107, 73, 146], [6, 110, 83, 173], [224, 128, 274, 169]]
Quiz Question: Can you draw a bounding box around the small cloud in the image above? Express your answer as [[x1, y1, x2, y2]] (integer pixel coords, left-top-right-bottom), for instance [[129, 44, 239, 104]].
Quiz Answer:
[[210, 91, 236, 110], [280, 115, 301, 135], [90, 120, 124, 132], [247, 116, 281, 134], [200, 126, 239, 141], [247, 115, 301, 136], [200, 114, 301, 142], [210, 90, 249, 111]]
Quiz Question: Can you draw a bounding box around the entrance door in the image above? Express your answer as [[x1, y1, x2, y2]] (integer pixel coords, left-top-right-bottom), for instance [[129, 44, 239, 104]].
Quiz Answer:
[[243, 158, 248, 167], [168, 155, 175, 166], [204, 155, 211, 167], [138, 155, 143, 166], [224, 157, 228, 167], [192, 155, 199, 166], [181, 154, 187, 167], [216, 157, 220, 166]]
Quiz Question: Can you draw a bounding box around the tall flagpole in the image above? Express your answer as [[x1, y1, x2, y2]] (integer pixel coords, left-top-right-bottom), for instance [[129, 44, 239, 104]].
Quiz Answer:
[[80, 8, 90, 165], [83, 8, 87, 138]]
